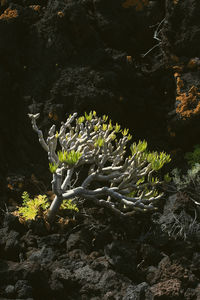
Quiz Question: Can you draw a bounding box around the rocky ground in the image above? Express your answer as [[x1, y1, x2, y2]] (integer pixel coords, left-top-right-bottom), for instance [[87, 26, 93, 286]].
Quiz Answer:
[[1, 190, 200, 299], [1, 0, 200, 299]]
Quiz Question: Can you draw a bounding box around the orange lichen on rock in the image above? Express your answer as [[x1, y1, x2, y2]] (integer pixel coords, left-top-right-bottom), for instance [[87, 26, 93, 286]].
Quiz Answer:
[[172, 65, 183, 73], [48, 112, 58, 121], [187, 57, 200, 70], [126, 56, 132, 63], [57, 11, 65, 18], [0, 8, 18, 20], [176, 83, 200, 119], [174, 73, 184, 94], [29, 5, 41, 12], [167, 126, 176, 137], [122, 0, 149, 11]]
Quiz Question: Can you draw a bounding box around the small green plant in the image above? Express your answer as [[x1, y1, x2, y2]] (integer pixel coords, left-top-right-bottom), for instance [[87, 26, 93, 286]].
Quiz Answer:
[[49, 162, 59, 173], [185, 144, 200, 166], [94, 137, 105, 148], [61, 199, 79, 212], [57, 150, 82, 165], [17, 192, 49, 221], [130, 140, 171, 171], [15, 192, 79, 222], [164, 173, 171, 183], [147, 151, 171, 171]]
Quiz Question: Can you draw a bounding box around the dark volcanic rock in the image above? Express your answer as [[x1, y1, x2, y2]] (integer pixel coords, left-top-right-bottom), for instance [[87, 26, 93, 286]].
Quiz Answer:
[[164, 0, 200, 57], [0, 0, 173, 198], [104, 240, 138, 279]]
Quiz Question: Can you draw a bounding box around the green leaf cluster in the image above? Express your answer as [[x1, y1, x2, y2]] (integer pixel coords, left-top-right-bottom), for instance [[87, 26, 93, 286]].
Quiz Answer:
[[58, 150, 82, 165], [102, 124, 107, 131], [164, 173, 171, 183], [102, 115, 108, 122], [17, 192, 79, 222], [49, 162, 58, 173], [18, 192, 49, 221], [94, 137, 105, 148], [146, 151, 171, 171], [136, 176, 145, 186], [130, 140, 171, 171], [55, 131, 59, 138], [85, 112, 93, 121], [130, 140, 148, 155], [122, 128, 129, 136], [78, 116, 85, 124], [144, 188, 159, 198], [60, 199, 79, 212], [114, 123, 121, 133], [77, 111, 133, 144]]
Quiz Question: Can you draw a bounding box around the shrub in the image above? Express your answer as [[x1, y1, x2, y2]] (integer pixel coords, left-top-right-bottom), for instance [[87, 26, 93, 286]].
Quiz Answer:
[[185, 144, 200, 167], [15, 192, 49, 222], [157, 207, 200, 241], [14, 191, 79, 222], [28, 111, 171, 221], [172, 163, 200, 205], [172, 164, 200, 190]]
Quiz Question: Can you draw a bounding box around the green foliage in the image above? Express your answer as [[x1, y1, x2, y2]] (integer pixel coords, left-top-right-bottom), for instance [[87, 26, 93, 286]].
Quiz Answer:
[[108, 120, 113, 131], [102, 115, 108, 122], [164, 173, 171, 183], [58, 150, 82, 165], [18, 192, 49, 221], [55, 131, 59, 138], [78, 116, 85, 124], [150, 176, 159, 184], [185, 144, 200, 166], [128, 187, 159, 201], [130, 140, 171, 171], [16, 192, 79, 222], [136, 176, 145, 186], [127, 190, 137, 197], [102, 124, 107, 131], [94, 137, 105, 148], [110, 132, 116, 141], [49, 162, 58, 173], [130, 140, 148, 155], [146, 151, 171, 171], [122, 128, 129, 136], [85, 112, 93, 121], [149, 189, 159, 197], [60, 199, 79, 212], [172, 163, 200, 191], [114, 123, 121, 133], [94, 125, 100, 132], [127, 134, 132, 141]]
